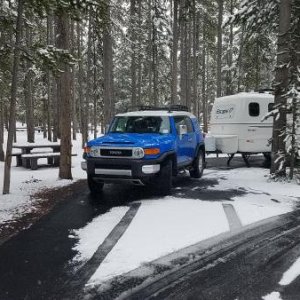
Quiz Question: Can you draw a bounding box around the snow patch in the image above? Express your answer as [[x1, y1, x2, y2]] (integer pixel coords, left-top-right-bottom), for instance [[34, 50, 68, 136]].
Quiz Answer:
[[262, 291, 283, 300], [87, 198, 229, 285], [71, 206, 129, 263], [279, 257, 300, 286], [205, 168, 298, 225]]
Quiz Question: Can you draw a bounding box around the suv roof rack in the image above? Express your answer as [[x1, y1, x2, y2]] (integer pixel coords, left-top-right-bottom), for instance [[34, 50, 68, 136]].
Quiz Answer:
[[126, 105, 189, 113]]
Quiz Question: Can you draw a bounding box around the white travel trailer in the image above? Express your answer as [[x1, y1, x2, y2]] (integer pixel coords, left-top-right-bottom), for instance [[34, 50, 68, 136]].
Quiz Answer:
[[205, 92, 274, 165]]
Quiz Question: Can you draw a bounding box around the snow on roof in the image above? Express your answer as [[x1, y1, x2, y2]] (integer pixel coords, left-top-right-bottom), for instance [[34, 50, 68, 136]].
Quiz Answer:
[[116, 110, 196, 118], [215, 92, 274, 103]]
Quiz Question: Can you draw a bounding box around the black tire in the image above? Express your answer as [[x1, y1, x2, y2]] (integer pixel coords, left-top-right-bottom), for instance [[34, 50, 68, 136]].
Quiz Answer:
[[263, 152, 271, 168], [190, 149, 205, 178], [88, 175, 104, 195], [263, 152, 271, 161], [155, 159, 172, 196]]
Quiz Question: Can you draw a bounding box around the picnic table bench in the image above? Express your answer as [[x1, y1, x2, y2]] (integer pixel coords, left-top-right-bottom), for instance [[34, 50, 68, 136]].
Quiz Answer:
[[12, 142, 60, 167], [12, 142, 77, 169], [21, 152, 77, 170]]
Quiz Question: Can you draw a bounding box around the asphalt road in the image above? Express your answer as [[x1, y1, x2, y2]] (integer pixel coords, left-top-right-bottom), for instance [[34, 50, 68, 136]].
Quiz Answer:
[[0, 155, 299, 300], [124, 210, 300, 300]]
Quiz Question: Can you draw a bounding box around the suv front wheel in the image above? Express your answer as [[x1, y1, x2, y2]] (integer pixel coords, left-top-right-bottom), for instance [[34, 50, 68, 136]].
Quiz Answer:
[[190, 149, 205, 178], [154, 159, 172, 196], [88, 175, 104, 195]]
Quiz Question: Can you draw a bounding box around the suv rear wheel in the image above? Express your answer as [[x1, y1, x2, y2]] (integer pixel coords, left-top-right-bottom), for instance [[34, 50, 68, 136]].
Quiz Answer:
[[190, 149, 205, 178], [88, 175, 104, 195]]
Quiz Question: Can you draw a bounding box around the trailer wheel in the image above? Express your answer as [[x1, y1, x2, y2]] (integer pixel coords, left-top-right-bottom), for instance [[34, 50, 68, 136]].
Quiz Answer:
[[190, 150, 205, 178], [263, 152, 271, 168], [88, 175, 104, 195]]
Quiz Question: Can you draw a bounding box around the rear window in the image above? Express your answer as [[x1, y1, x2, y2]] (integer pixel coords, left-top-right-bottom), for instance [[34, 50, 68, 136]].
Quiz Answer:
[[249, 102, 260, 117]]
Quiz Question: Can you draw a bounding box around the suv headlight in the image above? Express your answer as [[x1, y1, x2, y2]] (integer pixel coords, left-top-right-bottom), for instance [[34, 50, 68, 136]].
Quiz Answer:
[[133, 147, 144, 159], [90, 146, 100, 157]]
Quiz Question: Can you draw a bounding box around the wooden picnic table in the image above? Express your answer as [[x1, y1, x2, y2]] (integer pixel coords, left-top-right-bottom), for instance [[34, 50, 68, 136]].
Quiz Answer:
[[12, 142, 61, 167]]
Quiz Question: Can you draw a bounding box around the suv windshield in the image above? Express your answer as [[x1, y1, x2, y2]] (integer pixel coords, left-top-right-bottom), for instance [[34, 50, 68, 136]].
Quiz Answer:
[[110, 116, 170, 134]]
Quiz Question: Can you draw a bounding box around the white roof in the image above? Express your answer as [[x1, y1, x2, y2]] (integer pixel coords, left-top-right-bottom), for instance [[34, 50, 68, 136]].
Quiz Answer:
[[215, 92, 274, 103], [117, 110, 196, 118]]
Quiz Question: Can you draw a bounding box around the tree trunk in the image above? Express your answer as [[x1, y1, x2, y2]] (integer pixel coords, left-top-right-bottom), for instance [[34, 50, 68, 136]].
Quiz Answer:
[[186, 15, 192, 109], [288, 4, 300, 179], [130, 0, 137, 107], [70, 20, 77, 141], [86, 9, 94, 137], [179, 0, 187, 105], [216, 0, 223, 97], [255, 39, 260, 91], [57, 11, 72, 180], [46, 14, 53, 141], [24, 19, 35, 143], [77, 22, 87, 147], [152, 20, 158, 106], [237, 26, 245, 93], [137, 0, 142, 105], [4, 104, 8, 130], [52, 16, 59, 142], [270, 0, 291, 175], [226, 0, 234, 96], [3, 0, 24, 194], [171, 0, 179, 105], [42, 97, 47, 138], [147, 0, 153, 103], [202, 18, 208, 133], [192, 3, 199, 115], [93, 38, 97, 139], [103, 1, 114, 127], [0, 101, 5, 161]]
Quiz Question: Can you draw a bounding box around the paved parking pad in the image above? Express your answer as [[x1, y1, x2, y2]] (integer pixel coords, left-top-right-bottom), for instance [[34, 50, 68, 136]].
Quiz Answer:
[[70, 167, 298, 290]]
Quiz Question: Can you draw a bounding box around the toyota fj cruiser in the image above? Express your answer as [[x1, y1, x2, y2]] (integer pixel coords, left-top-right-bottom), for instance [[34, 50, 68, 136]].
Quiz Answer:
[[81, 105, 205, 196]]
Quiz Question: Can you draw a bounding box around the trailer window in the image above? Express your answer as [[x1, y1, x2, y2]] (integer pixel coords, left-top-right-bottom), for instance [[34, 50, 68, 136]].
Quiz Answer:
[[249, 102, 260, 117], [268, 103, 274, 112]]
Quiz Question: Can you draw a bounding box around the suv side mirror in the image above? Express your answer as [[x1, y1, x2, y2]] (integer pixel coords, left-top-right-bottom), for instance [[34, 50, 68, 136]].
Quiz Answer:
[[179, 124, 188, 136]]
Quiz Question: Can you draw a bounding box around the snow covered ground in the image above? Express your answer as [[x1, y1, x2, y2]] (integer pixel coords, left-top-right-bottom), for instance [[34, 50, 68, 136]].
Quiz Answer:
[[205, 168, 298, 225], [0, 127, 86, 225], [70, 166, 300, 287]]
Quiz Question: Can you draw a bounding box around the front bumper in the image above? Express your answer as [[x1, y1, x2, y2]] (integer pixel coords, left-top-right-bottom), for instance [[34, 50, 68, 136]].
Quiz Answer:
[[82, 152, 172, 182]]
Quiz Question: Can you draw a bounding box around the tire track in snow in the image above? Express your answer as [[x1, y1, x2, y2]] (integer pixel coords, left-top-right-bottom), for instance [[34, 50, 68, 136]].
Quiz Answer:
[[222, 203, 243, 231], [62, 202, 141, 297]]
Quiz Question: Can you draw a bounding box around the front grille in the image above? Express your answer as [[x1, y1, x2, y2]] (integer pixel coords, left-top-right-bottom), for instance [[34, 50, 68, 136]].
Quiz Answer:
[[100, 148, 132, 157]]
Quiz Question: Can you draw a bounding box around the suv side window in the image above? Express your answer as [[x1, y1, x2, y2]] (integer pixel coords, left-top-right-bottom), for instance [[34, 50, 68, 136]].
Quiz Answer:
[[174, 116, 194, 134], [185, 117, 193, 133]]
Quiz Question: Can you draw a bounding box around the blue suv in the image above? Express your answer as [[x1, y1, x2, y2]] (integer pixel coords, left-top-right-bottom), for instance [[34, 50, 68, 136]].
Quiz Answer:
[[81, 106, 205, 196]]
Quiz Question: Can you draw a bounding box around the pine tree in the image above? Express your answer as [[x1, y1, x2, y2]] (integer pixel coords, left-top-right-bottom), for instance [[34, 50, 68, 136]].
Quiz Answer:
[[3, 0, 24, 194], [56, 8, 72, 180], [270, 0, 291, 176]]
